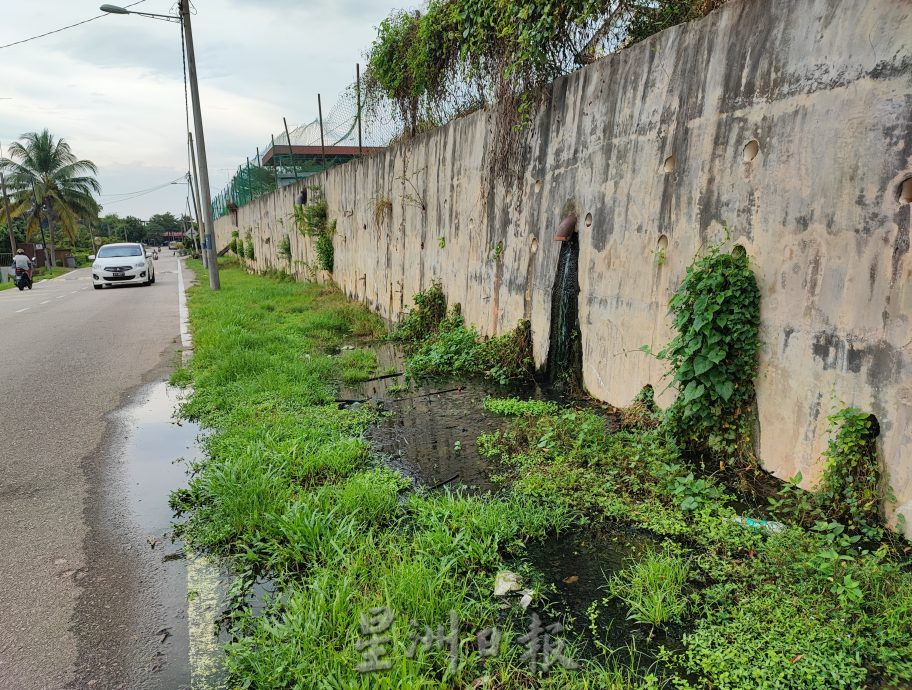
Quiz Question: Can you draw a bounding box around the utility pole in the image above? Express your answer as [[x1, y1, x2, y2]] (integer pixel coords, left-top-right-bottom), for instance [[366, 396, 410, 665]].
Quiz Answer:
[[187, 132, 207, 269], [180, 0, 220, 289]]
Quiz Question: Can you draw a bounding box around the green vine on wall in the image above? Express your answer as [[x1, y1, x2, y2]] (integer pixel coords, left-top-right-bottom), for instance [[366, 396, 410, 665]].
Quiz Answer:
[[654, 243, 760, 463], [295, 188, 335, 274], [244, 231, 255, 261], [818, 408, 883, 535], [365, 0, 726, 178], [278, 234, 292, 263]]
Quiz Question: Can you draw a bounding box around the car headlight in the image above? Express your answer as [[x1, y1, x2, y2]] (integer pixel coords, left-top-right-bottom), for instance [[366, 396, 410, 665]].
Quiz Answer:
[[135, 261, 146, 268]]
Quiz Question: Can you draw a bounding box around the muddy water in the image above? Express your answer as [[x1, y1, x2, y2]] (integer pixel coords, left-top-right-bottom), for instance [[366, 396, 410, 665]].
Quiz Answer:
[[344, 342, 678, 670], [521, 527, 679, 664], [341, 342, 539, 493]]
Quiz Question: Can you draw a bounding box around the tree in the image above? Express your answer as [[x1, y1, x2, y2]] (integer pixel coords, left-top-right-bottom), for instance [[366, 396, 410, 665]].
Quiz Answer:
[[0, 129, 100, 267]]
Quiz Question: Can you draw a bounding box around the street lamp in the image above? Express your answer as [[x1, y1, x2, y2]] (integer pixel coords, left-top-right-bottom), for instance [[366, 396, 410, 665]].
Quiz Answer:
[[101, 0, 220, 290]]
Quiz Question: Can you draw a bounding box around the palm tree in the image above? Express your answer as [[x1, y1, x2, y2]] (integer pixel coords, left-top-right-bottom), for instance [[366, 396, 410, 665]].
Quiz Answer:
[[0, 130, 100, 267]]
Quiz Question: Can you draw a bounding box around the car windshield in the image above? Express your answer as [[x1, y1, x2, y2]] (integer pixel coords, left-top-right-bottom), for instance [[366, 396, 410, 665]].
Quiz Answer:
[[97, 246, 142, 258]]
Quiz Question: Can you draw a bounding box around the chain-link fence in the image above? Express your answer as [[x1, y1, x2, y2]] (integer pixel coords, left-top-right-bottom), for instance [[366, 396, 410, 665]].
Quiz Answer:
[[212, 75, 400, 219]]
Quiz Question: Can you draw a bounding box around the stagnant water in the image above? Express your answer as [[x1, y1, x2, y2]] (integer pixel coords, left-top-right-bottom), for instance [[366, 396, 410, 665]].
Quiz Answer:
[[113, 381, 228, 689], [340, 342, 675, 669]]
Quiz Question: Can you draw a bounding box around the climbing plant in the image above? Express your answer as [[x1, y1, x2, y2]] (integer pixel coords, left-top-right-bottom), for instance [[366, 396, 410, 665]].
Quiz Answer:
[[244, 231, 255, 261], [295, 188, 335, 274], [657, 244, 760, 462], [315, 220, 335, 273], [817, 408, 882, 535], [365, 0, 727, 176]]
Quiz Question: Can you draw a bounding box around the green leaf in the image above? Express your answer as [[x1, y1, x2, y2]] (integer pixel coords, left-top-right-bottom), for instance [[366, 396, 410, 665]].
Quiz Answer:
[[714, 380, 734, 401], [693, 356, 713, 376]]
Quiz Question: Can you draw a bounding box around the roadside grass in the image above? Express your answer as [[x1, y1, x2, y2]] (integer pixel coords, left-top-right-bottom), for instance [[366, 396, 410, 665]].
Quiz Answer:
[[480, 403, 912, 689], [172, 264, 646, 688]]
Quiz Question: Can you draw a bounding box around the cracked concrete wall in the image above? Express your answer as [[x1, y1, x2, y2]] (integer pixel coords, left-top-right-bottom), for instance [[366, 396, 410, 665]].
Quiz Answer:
[[216, 0, 912, 535]]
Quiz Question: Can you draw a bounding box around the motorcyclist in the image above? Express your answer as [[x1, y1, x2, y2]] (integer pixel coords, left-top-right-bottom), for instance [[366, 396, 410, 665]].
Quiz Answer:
[[12, 249, 33, 279]]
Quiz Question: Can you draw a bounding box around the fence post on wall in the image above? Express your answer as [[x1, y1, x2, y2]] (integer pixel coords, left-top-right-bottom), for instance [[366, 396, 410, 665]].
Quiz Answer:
[[283, 117, 300, 182], [269, 135, 281, 189], [246, 157, 253, 201], [356, 63, 363, 156], [318, 94, 327, 171]]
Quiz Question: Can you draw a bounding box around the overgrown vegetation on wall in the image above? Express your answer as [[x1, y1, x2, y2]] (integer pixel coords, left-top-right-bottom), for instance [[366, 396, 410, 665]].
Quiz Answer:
[[295, 188, 335, 273], [366, 0, 725, 175], [655, 244, 761, 464]]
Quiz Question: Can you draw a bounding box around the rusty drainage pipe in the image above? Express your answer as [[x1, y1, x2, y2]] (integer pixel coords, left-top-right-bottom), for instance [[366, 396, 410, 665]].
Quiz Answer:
[[554, 212, 578, 241]]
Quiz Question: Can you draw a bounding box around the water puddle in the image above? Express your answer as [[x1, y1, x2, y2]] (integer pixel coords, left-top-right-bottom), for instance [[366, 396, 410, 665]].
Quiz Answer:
[[340, 342, 679, 673], [340, 342, 540, 493], [521, 527, 679, 665], [112, 381, 228, 689]]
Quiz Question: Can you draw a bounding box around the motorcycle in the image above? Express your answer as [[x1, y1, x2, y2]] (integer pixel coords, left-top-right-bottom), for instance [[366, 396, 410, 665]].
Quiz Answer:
[[14, 266, 33, 291]]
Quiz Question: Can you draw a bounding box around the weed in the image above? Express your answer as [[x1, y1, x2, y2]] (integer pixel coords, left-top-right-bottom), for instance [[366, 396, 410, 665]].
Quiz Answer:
[[277, 234, 292, 262], [372, 194, 393, 227], [483, 397, 560, 417], [818, 408, 882, 534], [608, 545, 690, 627], [389, 282, 447, 347]]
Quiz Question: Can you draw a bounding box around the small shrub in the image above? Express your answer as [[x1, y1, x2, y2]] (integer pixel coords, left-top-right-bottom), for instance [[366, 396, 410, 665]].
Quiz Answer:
[[244, 232, 255, 260], [315, 220, 334, 273], [390, 282, 447, 347]]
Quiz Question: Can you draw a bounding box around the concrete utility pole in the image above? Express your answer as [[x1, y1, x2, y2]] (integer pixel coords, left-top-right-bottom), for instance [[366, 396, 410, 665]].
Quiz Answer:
[[188, 133, 207, 269], [179, 0, 219, 289]]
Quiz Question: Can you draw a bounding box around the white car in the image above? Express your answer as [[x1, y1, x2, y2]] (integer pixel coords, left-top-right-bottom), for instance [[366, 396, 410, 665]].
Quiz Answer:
[[90, 243, 156, 289]]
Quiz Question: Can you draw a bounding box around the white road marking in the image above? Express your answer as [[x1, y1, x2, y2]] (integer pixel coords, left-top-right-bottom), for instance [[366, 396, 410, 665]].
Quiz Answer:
[[15, 308, 29, 313], [40, 300, 50, 305], [71, 291, 78, 294], [56, 295, 65, 299]]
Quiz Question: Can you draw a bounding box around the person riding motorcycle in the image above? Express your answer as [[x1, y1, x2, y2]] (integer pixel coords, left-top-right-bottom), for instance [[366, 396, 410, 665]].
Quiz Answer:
[[12, 249, 33, 279]]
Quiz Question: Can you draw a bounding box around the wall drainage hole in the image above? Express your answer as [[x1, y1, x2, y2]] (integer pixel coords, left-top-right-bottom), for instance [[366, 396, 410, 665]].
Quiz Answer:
[[900, 177, 912, 203], [663, 155, 676, 173], [585, 213, 593, 227], [731, 244, 747, 258], [743, 140, 760, 162]]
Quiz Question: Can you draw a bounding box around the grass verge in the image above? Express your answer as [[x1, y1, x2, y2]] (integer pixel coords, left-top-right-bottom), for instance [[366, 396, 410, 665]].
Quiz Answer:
[[171, 263, 650, 688]]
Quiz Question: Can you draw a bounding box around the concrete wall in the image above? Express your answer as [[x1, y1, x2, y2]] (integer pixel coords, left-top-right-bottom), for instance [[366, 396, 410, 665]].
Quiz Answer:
[[216, 0, 912, 535]]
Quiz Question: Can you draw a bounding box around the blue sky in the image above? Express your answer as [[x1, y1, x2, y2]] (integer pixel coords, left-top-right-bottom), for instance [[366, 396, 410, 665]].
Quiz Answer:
[[0, 0, 394, 218]]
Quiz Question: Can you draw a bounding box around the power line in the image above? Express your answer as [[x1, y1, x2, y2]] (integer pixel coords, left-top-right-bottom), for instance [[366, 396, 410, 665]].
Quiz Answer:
[[0, 0, 149, 50]]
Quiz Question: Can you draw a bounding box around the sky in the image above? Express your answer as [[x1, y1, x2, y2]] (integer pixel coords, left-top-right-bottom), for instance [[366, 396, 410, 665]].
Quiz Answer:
[[0, 0, 396, 219]]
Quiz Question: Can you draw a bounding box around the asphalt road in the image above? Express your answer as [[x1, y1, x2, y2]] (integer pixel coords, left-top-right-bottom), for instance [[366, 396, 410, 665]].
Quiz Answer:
[[0, 256, 192, 689]]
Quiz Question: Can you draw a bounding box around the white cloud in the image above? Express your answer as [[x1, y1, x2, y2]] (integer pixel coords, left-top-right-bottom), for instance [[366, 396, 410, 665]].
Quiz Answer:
[[0, 0, 395, 217]]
